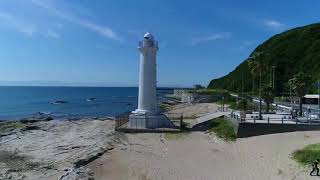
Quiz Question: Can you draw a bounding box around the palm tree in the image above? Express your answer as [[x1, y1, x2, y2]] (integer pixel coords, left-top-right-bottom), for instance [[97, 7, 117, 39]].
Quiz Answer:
[[262, 85, 274, 113], [289, 72, 313, 116], [248, 51, 270, 119]]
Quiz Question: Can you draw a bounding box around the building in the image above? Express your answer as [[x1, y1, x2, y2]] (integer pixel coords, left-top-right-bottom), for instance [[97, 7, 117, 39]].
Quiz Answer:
[[303, 94, 320, 104]]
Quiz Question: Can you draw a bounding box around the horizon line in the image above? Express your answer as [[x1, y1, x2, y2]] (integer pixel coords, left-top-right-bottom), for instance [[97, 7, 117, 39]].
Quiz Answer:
[[0, 85, 193, 89]]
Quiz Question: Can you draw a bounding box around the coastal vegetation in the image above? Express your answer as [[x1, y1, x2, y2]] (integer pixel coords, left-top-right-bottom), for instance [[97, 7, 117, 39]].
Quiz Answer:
[[293, 143, 320, 166], [289, 72, 313, 116], [159, 103, 172, 112], [216, 94, 256, 112], [208, 117, 236, 141], [208, 23, 320, 96], [261, 85, 275, 113], [189, 88, 228, 95]]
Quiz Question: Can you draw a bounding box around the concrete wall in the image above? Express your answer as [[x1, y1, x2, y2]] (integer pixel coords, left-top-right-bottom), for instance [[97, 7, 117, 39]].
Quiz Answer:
[[237, 123, 320, 138], [172, 89, 215, 103]]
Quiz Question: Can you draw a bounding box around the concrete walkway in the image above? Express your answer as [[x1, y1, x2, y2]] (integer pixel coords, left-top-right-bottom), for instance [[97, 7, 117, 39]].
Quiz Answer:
[[192, 111, 230, 127]]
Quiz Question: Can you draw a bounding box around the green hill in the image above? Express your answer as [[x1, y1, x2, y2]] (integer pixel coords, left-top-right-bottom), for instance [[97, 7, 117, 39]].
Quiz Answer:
[[208, 23, 320, 95]]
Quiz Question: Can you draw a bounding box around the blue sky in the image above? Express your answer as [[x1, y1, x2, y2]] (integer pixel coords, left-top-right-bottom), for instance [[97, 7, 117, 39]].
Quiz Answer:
[[0, 0, 319, 87]]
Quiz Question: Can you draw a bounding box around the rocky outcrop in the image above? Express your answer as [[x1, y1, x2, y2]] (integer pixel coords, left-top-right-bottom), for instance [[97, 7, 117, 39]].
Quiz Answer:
[[0, 119, 116, 180]]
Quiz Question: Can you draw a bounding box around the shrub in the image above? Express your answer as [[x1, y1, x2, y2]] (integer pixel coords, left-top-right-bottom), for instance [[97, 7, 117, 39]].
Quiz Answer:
[[293, 143, 320, 166], [209, 117, 236, 141]]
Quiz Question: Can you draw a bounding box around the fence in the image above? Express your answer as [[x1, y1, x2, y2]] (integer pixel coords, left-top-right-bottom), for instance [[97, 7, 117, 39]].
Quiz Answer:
[[230, 112, 320, 125], [115, 115, 129, 130], [114, 113, 188, 132], [217, 106, 229, 112]]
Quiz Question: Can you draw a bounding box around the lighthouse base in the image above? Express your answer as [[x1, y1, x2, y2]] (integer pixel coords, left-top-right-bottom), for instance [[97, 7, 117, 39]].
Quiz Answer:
[[128, 113, 175, 129]]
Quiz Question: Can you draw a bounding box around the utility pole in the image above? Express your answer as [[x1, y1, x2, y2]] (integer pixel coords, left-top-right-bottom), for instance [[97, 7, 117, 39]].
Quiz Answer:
[[270, 68, 272, 86], [252, 76, 255, 95], [259, 68, 262, 120], [272, 66, 276, 89], [290, 81, 293, 111], [318, 79, 320, 109], [242, 72, 244, 95]]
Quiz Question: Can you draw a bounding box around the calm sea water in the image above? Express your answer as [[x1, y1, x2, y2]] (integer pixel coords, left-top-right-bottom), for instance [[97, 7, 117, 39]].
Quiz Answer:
[[0, 86, 173, 120]]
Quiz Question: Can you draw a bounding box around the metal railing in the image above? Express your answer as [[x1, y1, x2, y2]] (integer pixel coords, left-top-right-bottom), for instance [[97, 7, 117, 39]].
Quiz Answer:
[[217, 106, 229, 112], [229, 112, 320, 125], [114, 113, 188, 132], [115, 114, 129, 130]]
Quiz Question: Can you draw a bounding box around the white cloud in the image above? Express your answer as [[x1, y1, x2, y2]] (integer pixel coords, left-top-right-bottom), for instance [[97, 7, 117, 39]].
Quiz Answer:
[[30, 0, 121, 41], [0, 12, 36, 37], [263, 20, 284, 29], [0, 12, 11, 19], [55, 23, 63, 29], [46, 30, 60, 39], [190, 32, 231, 46]]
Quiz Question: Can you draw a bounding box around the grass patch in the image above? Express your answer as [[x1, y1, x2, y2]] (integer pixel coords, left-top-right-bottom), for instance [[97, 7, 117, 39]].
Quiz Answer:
[[0, 121, 25, 134], [168, 96, 181, 101], [159, 103, 172, 111], [209, 117, 236, 141], [293, 143, 320, 166], [165, 130, 190, 140], [189, 88, 229, 95]]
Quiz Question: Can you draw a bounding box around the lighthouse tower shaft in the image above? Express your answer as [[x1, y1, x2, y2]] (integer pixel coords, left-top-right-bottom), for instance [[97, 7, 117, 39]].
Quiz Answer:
[[131, 32, 159, 115], [137, 43, 158, 114]]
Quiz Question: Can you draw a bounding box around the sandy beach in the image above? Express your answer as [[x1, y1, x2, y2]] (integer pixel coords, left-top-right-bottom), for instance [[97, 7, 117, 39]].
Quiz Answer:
[[89, 130, 318, 180], [88, 103, 317, 180]]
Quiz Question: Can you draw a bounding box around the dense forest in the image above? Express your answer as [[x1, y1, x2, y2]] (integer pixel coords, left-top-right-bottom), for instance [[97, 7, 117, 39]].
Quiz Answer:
[[208, 23, 320, 95]]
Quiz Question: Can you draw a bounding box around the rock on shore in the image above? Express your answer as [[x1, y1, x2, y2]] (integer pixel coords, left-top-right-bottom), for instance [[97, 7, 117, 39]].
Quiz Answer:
[[0, 118, 117, 180]]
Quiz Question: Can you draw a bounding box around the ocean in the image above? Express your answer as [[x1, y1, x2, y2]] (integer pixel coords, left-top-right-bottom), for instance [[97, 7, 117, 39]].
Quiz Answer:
[[0, 86, 173, 120]]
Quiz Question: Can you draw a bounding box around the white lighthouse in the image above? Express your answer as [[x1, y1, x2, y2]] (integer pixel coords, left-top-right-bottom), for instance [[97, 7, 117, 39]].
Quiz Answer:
[[133, 32, 159, 115], [129, 32, 174, 129]]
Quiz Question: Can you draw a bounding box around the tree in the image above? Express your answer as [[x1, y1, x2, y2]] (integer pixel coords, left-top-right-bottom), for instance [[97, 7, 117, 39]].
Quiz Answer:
[[248, 52, 270, 119], [289, 72, 313, 116], [238, 99, 248, 111], [262, 85, 274, 113]]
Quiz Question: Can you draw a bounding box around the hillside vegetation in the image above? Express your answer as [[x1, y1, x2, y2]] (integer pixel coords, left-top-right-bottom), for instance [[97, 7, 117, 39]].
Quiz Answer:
[[208, 23, 320, 95]]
